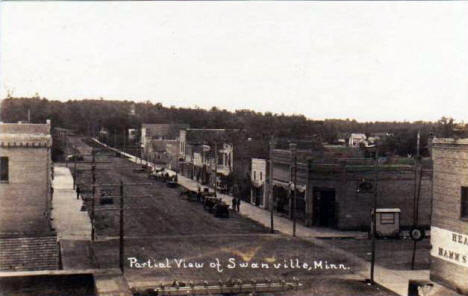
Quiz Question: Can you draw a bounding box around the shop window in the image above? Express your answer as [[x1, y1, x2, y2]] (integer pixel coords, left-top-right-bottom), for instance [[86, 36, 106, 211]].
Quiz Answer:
[[0, 157, 8, 182], [461, 187, 468, 220]]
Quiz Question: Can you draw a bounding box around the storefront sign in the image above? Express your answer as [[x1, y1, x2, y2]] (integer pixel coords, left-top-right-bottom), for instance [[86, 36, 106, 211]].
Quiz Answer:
[[431, 226, 468, 267]]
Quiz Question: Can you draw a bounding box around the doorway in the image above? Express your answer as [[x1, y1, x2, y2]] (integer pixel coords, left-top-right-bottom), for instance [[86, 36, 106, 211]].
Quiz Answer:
[[313, 188, 336, 227]]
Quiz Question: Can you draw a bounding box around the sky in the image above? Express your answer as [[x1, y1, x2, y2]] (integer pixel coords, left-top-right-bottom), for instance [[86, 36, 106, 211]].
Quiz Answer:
[[1, 1, 467, 122]]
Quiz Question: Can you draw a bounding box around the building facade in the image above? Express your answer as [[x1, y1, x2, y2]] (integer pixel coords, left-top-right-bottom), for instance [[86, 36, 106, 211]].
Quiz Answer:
[[0, 121, 58, 271], [270, 146, 432, 230], [430, 138, 468, 294], [141, 123, 189, 170], [179, 129, 233, 187], [0, 121, 54, 236], [250, 158, 268, 208]]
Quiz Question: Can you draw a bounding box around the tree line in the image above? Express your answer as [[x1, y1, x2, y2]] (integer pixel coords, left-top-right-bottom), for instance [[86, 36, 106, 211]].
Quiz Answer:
[[1, 97, 466, 158]]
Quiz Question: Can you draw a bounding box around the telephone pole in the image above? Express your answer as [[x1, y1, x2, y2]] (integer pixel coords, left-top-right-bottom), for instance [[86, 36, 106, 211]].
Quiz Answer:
[[370, 146, 379, 284], [214, 142, 218, 197], [269, 137, 276, 234], [123, 129, 126, 153], [119, 180, 124, 273], [291, 143, 297, 237], [91, 149, 96, 241]]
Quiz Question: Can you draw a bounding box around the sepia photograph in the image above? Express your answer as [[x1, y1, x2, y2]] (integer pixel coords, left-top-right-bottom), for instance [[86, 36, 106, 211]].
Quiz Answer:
[[0, 1, 467, 295]]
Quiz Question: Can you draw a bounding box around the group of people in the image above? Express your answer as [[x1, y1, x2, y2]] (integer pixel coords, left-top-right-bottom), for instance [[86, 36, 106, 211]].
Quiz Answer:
[[232, 197, 241, 212]]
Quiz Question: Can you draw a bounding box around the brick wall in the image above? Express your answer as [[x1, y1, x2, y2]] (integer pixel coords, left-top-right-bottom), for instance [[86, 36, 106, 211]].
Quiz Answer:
[[0, 147, 52, 235], [304, 166, 432, 230], [431, 139, 468, 293], [334, 168, 432, 230]]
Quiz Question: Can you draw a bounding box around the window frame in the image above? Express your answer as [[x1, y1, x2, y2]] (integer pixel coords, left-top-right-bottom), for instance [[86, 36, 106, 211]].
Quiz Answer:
[[461, 186, 468, 221], [0, 157, 9, 183]]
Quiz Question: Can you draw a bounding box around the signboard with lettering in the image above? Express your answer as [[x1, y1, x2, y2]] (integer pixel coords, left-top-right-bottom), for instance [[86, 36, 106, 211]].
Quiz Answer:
[[431, 226, 468, 267], [193, 153, 203, 167]]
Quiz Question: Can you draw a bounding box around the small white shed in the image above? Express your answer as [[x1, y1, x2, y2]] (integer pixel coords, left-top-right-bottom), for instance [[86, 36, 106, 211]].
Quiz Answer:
[[371, 208, 400, 238]]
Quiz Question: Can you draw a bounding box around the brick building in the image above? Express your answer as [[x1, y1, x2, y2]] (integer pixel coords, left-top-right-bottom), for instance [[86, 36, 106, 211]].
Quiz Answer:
[[0, 121, 58, 271], [270, 144, 432, 230], [430, 138, 468, 294]]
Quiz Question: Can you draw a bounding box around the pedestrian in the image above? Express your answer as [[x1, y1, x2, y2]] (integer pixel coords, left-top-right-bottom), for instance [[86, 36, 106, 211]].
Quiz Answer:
[[236, 198, 241, 212], [76, 186, 81, 200], [197, 186, 202, 202], [232, 198, 237, 211]]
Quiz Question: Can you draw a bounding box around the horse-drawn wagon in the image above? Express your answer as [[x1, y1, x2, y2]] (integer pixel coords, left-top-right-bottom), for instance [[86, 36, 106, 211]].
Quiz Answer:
[[203, 196, 229, 218]]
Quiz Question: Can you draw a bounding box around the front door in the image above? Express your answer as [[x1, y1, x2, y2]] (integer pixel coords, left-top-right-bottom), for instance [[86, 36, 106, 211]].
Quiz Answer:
[[313, 189, 336, 227]]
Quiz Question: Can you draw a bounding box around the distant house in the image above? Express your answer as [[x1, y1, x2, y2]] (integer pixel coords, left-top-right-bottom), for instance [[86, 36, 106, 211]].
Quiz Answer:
[[348, 133, 367, 147]]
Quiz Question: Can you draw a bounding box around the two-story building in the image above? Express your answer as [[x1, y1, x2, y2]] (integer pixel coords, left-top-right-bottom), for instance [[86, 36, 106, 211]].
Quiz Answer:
[[179, 129, 234, 187], [430, 138, 468, 293], [141, 123, 189, 170], [0, 121, 58, 271]]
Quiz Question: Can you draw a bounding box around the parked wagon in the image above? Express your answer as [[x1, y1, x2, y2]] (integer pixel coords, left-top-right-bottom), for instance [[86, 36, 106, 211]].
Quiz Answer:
[[179, 189, 198, 201], [203, 196, 229, 218], [99, 189, 114, 205], [213, 203, 229, 218]]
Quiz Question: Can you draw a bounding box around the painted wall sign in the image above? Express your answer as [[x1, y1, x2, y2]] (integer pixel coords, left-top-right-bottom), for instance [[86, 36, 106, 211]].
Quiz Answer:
[[431, 226, 468, 267]]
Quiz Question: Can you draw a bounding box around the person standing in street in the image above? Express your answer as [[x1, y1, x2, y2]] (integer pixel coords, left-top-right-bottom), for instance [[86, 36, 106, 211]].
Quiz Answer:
[[76, 186, 81, 200], [236, 198, 241, 212], [232, 198, 237, 211]]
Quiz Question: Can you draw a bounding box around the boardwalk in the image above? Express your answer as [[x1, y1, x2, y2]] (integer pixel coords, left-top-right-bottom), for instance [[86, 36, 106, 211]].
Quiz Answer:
[[52, 165, 92, 240]]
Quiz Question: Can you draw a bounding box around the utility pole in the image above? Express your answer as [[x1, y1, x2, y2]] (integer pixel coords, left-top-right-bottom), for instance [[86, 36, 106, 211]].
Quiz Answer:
[[416, 130, 420, 159], [214, 142, 218, 197], [411, 130, 423, 270], [91, 149, 96, 241], [65, 132, 69, 168], [119, 180, 124, 273], [123, 129, 126, 153], [269, 137, 276, 234], [73, 157, 77, 189], [291, 143, 297, 237], [370, 146, 379, 284]]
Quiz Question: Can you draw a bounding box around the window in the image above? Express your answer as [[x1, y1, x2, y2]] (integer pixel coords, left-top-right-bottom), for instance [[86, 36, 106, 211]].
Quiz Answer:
[[380, 213, 395, 225], [0, 157, 8, 182], [461, 187, 468, 220], [253, 171, 256, 180], [260, 172, 263, 181]]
